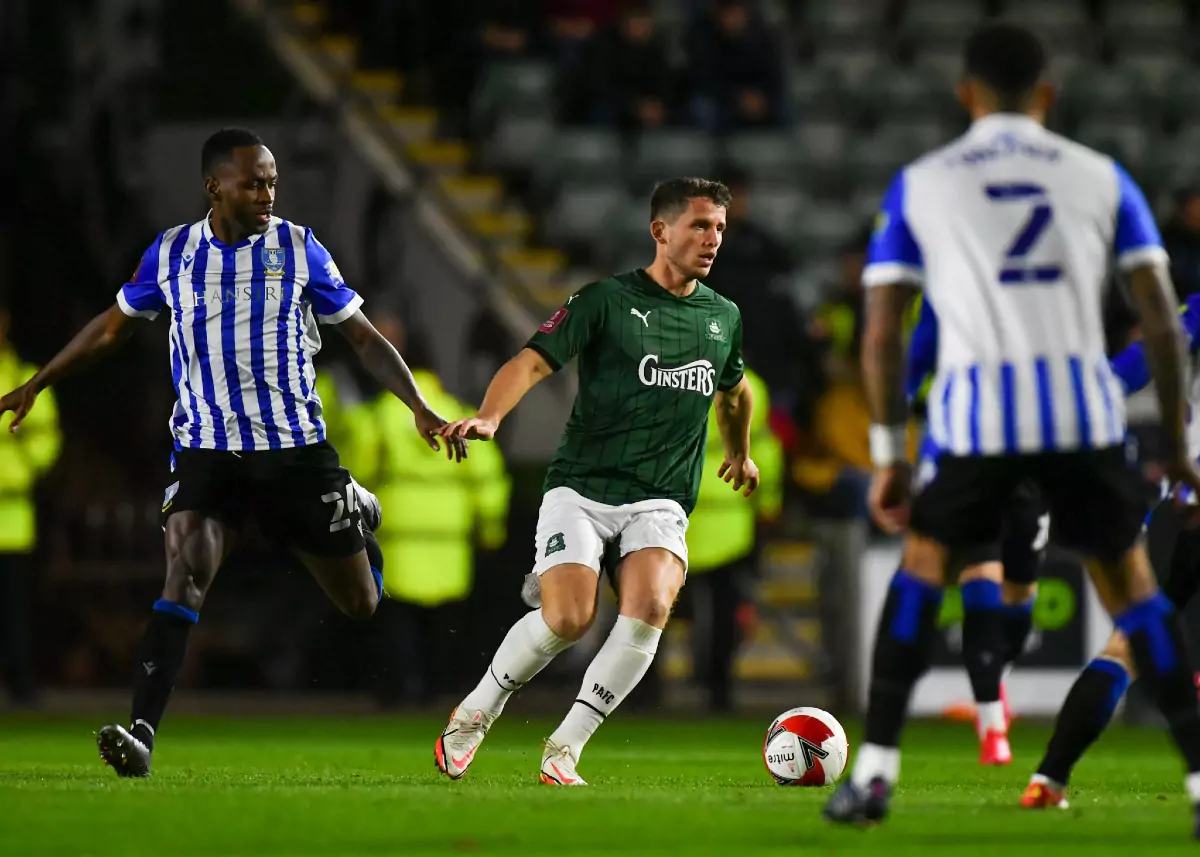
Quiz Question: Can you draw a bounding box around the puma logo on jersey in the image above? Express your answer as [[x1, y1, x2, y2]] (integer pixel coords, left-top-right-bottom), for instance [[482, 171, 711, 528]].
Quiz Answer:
[[638, 354, 716, 397], [630, 308, 651, 327]]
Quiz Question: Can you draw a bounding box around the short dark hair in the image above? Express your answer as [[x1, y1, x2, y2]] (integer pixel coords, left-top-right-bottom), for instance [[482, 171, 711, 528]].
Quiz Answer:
[[649, 177, 733, 222], [201, 128, 263, 177], [964, 22, 1047, 110]]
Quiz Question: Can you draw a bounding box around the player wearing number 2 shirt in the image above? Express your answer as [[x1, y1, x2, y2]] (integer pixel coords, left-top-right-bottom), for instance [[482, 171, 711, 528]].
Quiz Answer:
[[824, 23, 1200, 836], [431, 178, 758, 787]]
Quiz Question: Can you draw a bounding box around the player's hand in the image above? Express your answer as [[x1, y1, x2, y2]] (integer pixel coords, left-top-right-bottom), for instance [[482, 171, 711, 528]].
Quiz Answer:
[[437, 415, 498, 442], [1165, 456, 1200, 527], [0, 381, 38, 433], [414, 406, 467, 462], [869, 463, 913, 535], [719, 456, 759, 496]]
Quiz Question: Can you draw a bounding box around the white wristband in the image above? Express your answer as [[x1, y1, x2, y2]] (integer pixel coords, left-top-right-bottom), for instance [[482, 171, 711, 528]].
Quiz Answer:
[[869, 424, 908, 467]]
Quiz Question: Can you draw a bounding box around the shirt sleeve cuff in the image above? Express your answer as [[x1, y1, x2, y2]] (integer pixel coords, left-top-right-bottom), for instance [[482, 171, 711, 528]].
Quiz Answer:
[[316, 292, 364, 324], [525, 341, 562, 372], [116, 289, 160, 320], [862, 262, 924, 288], [1116, 245, 1169, 272]]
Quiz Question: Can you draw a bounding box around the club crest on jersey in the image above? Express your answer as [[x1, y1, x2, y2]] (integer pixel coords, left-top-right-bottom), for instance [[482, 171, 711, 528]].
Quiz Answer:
[[705, 318, 725, 341], [324, 259, 344, 285], [262, 246, 286, 276], [546, 532, 566, 557]]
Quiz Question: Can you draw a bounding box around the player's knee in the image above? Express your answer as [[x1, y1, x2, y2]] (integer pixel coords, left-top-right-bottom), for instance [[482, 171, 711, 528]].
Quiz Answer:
[[163, 551, 217, 612], [342, 588, 378, 620], [542, 599, 595, 642], [1101, 631, 1135, 677], [1003, 580, 1037, 606], [959, 561, 1003, 584], [900, 535, 946, 586]]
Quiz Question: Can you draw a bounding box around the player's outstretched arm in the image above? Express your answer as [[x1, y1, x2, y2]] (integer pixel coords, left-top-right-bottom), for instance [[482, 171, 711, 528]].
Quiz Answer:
[[1127, 264, 1200, 500], [0, 304, 134, 433], [334, 309, 466, 462], [863, 282, 920, 533], [714, 377, 759, 496], [438, 348, 554, 441]]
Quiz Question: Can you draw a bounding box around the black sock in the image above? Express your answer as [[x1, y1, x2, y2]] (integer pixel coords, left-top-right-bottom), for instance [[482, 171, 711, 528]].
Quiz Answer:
[[130, 599, 198, 750], [1037, 657, 1129, 786], [864, 569, 944, 747], [1116, 594, 1200, 774], [1002, 601, 1035, 665], [960, 579, 1005, 705]]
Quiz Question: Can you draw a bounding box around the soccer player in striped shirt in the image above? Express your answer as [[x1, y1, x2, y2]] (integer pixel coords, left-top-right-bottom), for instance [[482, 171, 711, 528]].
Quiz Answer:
[[0, 128, 465, 777], [823, 24, 1200, 835]]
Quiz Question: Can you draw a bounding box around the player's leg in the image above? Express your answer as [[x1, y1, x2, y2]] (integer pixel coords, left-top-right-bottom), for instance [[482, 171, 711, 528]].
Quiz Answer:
[[1040, 449, 1200, 831], [541, 533, 686, 785], [956, 556, 1010, 763], [97, 508, 238, 777], [825, 455, 1014, 825], [1023, 498, 1200, 807], [437, 489, 604, 779], [1021, 630, 1132, 808]]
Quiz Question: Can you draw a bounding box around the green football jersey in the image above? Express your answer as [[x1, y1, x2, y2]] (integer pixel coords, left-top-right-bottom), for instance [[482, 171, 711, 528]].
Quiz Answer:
[[526, 269, 745, 515]]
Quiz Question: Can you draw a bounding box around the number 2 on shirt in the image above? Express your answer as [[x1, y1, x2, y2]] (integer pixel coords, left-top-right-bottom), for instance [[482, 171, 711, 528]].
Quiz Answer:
[[984, 182, 1063, 285]]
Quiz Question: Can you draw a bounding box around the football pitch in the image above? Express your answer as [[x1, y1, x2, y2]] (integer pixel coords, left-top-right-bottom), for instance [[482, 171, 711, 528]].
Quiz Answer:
[[1, 714, 1196, 856]]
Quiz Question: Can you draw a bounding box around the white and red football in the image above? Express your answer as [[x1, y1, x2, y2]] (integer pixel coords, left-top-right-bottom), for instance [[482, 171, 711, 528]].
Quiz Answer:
[[762, 706, 849, 786]]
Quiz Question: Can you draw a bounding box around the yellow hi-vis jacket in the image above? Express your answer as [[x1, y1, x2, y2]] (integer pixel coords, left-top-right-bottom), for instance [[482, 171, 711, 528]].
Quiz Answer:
[[686, 369, 783, 572], [0, 348, 61, 552], [353, 370, 510, 606]]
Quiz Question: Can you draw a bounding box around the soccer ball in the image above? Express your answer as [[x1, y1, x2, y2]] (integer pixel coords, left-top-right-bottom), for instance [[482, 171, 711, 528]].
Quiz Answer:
[[762, 707, 849, 786]]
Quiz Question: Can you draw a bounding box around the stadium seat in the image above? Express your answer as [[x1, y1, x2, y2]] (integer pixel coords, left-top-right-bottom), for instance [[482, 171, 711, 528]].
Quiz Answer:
[[864, 63, 951, 123], [803, 0, 889, 44], [630, 131, 717, 187], [724, 132, 799, 183], [484, 115, 556, 171], [792, 204, 863, 255], [1104, 0, 1188, 50], [470, 61, 556, 129], [1059, 63, 1150, 127], [1163, 66, 1200, 127], [902, 0, 987, 50], [543, 185, 627, 245], [747, 186, 813, 242], [598, 200, 651, 266], [531, 128, 625, 192], [1074, 119, 1149, 174], [790, 65, 846, 119], [1000, 0, 1092, 44]]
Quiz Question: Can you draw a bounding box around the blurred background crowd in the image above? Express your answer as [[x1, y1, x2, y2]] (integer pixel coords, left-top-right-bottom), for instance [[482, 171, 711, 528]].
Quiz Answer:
[[2, 0, 1199, 718]]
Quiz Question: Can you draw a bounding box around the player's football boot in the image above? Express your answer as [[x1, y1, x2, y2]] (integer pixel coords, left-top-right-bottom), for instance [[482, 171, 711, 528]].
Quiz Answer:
[[822, 776, 891, 826], [1019, 778, 1068, 809], [979, 729, 1012, 765], [434, 707, 493, 779], [538, 739, 587, 786], [351, 477, 382, 532], [96, 724, 151, 778]]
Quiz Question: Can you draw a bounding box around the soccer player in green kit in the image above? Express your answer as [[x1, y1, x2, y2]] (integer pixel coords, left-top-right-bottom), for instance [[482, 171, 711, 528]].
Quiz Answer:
[[433, 178, 760, 785]]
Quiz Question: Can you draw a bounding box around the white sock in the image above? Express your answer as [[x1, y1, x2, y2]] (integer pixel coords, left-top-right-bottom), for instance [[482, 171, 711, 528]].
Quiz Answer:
[[460, 610, 574, 718], [977, 701, 1006, 737], [1186, 772, 1200, 803], [851, 742, 901, 789], [1031, 772, 1065, 792], [548, 615, 662, 761]]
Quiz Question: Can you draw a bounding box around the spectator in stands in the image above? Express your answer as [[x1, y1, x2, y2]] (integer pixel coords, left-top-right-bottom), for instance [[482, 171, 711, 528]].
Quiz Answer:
[[545, 0, 621, 63], [809, 229, 871, 364], [1163, 187, 1200, 299], [567, 1, 677, 130], [704, 171, 823, 447], [687, 0, 785, 132]]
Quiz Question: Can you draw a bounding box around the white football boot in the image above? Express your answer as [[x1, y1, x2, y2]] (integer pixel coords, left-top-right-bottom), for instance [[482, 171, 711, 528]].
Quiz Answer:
[[435, 707, 493, 779], [539, 739, 588, 786]]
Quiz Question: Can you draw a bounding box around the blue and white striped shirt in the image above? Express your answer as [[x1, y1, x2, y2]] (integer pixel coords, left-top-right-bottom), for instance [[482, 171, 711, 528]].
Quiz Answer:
[[117, 214, 362, 452], [866, 113, 1166, 457]]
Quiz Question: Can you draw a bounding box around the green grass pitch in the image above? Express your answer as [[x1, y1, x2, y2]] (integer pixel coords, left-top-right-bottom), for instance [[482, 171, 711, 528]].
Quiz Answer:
[[1, 714, 1196, 855]]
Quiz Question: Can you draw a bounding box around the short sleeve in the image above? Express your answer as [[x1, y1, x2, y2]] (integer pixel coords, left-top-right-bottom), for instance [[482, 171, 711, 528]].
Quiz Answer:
[[862, 169, 925, 289], [116, 234, 167, 320], [718, 310, 745, 392], [303, 229, 363, 324], [1114, 162, 1169, 271], [525, 284, 606, 371]]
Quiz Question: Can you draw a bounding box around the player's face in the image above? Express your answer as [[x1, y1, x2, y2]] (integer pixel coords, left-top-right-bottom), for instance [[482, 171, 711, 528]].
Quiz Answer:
[[207, 145, 278, 237], [661, 197, 726, 279]]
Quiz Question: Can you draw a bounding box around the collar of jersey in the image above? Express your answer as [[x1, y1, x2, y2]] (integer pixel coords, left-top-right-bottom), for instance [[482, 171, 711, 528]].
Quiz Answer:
[[633, 268, 702, 301], [968, 112, 1045, 137], [201, 209, 266, 249]]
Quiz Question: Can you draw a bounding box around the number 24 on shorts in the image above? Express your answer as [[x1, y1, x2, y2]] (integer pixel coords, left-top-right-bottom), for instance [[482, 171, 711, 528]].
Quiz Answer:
[[985, 182, 1062, 285], [322, 484, 358, 533]]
